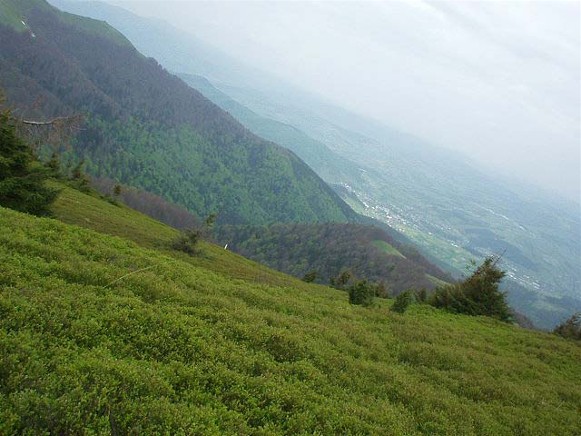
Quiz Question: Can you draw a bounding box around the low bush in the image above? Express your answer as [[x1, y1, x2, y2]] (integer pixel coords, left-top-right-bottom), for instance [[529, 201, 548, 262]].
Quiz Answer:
[[392, 290, 415, 313], [348, 280, 375, 307], [172, 228, 201, 255], [554, 313, 581, 340]]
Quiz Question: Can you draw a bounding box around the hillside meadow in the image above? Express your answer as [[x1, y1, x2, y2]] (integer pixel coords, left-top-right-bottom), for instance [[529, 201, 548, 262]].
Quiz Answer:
[[0, 188, 579, 434]]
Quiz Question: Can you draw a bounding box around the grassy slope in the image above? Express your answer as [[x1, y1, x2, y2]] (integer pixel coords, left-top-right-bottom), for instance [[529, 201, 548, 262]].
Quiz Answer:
[[372, 239, 405, 258], [0, 191, 580, 434], [52, 185, 304, 289]]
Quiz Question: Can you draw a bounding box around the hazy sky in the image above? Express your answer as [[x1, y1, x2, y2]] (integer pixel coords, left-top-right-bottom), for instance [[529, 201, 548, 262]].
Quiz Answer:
[[106, 0, 580, 202]]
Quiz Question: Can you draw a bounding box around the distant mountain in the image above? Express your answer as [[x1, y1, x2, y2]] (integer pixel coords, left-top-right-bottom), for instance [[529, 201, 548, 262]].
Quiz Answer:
[[31, 0, 581, 328], [179, 73, 360, 188], [0, 0, 358, 225]]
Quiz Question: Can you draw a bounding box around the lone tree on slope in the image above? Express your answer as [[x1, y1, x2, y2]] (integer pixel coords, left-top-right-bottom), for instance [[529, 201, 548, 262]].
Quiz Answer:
[[430, 255, 512, 322], [0, 107, 59, 216]]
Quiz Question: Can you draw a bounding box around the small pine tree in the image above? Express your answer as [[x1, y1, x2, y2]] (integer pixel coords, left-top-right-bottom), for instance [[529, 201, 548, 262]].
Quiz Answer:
[[70, 159, 90, 191], [0, 109, 59, 216], [415, 288, 428, 303], [430, 256, 512, 322], [46, 152, 62, 178], [204, 213, 217, 229], [330, 269, 353, 290], [374, 281, 389, 299], [172, 228, 201, 256]]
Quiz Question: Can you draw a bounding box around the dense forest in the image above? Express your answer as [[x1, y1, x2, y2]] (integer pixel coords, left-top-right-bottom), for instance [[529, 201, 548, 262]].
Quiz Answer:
[[0, 0, 357, 225], [216, 223, 453, 294]]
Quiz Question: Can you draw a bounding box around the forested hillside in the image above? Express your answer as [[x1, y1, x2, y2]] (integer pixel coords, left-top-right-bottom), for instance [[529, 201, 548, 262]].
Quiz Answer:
[[216, 223, 453, 294], [0, 0, 357, 225]]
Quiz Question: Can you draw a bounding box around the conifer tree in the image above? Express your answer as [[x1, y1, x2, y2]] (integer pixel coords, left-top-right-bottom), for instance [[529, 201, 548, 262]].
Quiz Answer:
[[430, 256, 512, 322], [0, 109, 59, 216]]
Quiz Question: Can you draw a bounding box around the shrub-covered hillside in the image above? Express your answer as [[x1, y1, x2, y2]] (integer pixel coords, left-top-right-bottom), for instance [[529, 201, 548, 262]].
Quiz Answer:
[[0, 192, 580, 434]]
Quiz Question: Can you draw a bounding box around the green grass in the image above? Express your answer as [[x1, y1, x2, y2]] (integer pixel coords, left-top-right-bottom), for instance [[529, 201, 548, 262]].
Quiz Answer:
[[0, 192, 580, 434], [372, 239, 405, 258], [51, 185, 308, 289]]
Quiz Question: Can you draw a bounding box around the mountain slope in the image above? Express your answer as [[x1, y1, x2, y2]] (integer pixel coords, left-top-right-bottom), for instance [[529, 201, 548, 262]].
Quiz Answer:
[[1, 188, 580, 433], [0, 0, 460, 312], [216, 222, 453, 294], [0, 0, 357, 225], [179, 73, 361, 187], [51, 0, 581, 329]]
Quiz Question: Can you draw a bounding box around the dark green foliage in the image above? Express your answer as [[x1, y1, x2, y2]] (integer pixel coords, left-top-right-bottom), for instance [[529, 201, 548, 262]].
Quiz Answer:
[[172, 228, 201, 255], [430, 257, 512, 322], [415, 288, 428, 303], [302, 270, 317, 283], [553, 313, 581, 341], [330, 269, 354, 290], [216, 223, 452, 294], [348, 280, 375, 307], [392, 291, 415, 314], [69, 159, 91, 192], [0, 109, 59, 215]]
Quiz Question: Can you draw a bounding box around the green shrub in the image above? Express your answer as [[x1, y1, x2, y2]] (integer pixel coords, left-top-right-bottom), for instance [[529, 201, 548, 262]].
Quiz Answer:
[[171, 228, 201, 255], [392, 291, 414, 313], [430, 256, 512, 322], [348, 280, 375, 307], [302, 270, 317, 283], [554, 313, 581, 340]]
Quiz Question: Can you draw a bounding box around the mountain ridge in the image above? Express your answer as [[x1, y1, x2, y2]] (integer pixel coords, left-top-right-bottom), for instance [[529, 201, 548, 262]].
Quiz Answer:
[[0, 0, 358, 225]]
